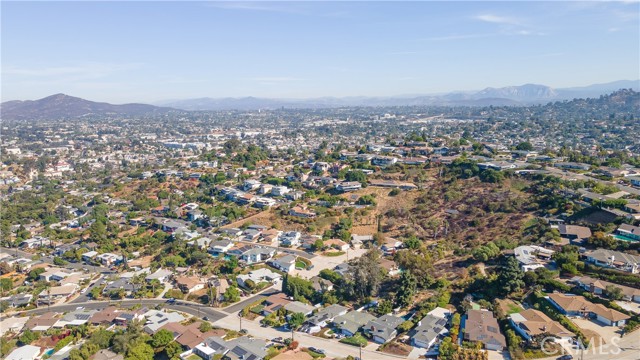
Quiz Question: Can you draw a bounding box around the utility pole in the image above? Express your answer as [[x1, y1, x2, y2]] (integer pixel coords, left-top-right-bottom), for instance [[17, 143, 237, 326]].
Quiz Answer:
[[359, 344, 363, 360]]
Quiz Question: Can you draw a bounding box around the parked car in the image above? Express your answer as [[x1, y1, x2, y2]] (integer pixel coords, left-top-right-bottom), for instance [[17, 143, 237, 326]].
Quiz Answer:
[[557, 355, 573, 360], [272, 337, 284, 344], [309, 347, 325, 355]]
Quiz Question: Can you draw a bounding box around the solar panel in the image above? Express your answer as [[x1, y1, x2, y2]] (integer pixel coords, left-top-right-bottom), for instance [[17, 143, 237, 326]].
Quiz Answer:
[[76, 314, 91, 320]]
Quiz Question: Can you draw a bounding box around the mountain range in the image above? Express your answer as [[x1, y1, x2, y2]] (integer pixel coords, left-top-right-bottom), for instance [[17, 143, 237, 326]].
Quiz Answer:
[[0, 93, 174, 121], [157, 80, 640, 110], [1, 80, 638, 119]]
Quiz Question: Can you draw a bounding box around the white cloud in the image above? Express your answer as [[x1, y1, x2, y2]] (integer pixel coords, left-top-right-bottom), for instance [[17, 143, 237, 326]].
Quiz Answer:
[[474, 14, 522, 26]]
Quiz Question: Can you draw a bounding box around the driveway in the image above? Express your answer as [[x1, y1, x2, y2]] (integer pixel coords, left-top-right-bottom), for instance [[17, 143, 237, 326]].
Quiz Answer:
[[290, 248, 367, 279], [615, 301, 640, 315], [572, 318, 623, 345]]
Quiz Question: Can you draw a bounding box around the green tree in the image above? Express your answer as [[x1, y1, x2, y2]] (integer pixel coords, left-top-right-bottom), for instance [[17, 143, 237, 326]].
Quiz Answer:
[[152, 329, 174, 348], [288, 312, 306, 340], [396, 270, 416, 308], [19, 329, 39, 345], [376, 299, 393, 316], [126, 342, 154, 360], [164, 341, 183, 360], [515, 141, 533, 151], [224, 285, 240, 303], [605, 285, 624, 300], [497, 256, 525, 295], [0, 278, 12, 296]]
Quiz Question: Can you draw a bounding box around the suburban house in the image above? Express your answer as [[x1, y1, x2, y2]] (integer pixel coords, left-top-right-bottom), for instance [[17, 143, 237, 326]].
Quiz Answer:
[[280, 231, 302, 247], [289, 206, 316, 218], [191, 336, 267, 360], [271, 185, 291, 197], [371, 156, 398, 167], [546, 293, 630, 326], [557, 224, 592, 245], [333, 311, 376, 337], [236, 268, 282, 288], [268, 255, 297, 273], [462, 309, 506, 351], [584, 249, 640, 274], [306, 304, 349, 333], [55, 308, 99, 327], [513, 245, 554, 272], [310, 276, 334, 293], [175, 276, 206, 294], [261, 229, 282, 244], [161, 220, 184, 233], [37, 284, 78, 305], [5, 345, 41, 360], [324, 238, 350, 251], [283, 301, 315, 316], [143, 309, 186, 334], [364, 314, 404, 344], [227, 245, 275, 264], [571, 275, 640, 303], [255, 197, 277, 208], [209, 240, 234, 255], [262, 293, 291, 315], [616, 223, 640, 241], [380, 238, 402, 255], [96, 253, 123, 267], [509, 309, 574, 342], [410, 315, 448, 349], [242, 179, 261, 192], [20, 236, 48, 249], [145, 268, 173, 283], [25, 312, 60, 331], [336, 181, 362, 192]]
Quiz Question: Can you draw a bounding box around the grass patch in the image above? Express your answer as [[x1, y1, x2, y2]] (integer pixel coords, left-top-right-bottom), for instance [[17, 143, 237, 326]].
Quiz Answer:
[[305, 350, 327, 359], [250, 305, 264, 314], [339, 333, 368, 347], [322, 251, 345, 257], [295, 261, 307, 269]]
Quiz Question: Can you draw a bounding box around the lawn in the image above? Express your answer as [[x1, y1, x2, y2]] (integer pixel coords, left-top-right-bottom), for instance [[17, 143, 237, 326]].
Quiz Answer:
[[339, 333, 368, 347], [305, 349, 327, 359], [295, 260, 307, 269], [323, 251, 345, 257]]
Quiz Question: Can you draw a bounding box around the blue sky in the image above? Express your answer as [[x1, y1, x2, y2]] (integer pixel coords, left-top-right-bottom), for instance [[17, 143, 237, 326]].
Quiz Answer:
[[2, 1, 639, 103]]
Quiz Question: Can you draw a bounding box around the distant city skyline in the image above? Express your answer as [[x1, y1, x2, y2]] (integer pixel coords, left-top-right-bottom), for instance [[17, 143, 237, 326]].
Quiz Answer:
[[2, 1, 639, 103]]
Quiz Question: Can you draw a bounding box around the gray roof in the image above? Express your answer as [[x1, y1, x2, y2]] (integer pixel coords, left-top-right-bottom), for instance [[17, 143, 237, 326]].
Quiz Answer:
[[586, 249, 640, 265], [283, 301, 315, 315], [411, 314, 448, 346], [308, 304, 348, 325], [333, 311, 376, 334], [365, 314, 404, 342]]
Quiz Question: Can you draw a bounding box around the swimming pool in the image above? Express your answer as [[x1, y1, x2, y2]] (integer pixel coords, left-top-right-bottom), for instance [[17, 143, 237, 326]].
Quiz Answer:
[[613, 234, 639, 242]]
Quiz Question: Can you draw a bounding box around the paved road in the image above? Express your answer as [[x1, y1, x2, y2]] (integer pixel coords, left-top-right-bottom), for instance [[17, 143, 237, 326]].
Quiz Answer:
[[1, 299, 227, 323], [0, 246, 112, 273]]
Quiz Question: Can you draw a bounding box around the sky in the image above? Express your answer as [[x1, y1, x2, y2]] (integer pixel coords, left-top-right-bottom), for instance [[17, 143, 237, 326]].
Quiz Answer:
[[2, 1, 639, 103]]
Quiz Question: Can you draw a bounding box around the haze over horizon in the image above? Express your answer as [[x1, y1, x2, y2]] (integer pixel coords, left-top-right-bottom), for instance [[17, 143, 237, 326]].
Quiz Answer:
[[2, 1, 639, 103]]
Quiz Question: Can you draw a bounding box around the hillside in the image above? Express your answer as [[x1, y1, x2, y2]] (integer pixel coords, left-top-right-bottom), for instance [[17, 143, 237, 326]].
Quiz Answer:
[[0, 93, 175, 120]]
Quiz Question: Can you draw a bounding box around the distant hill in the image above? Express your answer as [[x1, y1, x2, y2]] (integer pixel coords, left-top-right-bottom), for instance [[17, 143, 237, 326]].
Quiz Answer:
[[158, 80, 640, 110], [0, 93, 175, 120], [3, 81, 638, 117]]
